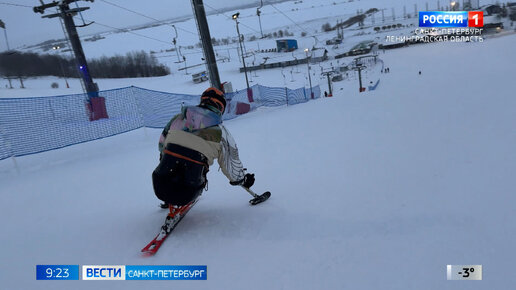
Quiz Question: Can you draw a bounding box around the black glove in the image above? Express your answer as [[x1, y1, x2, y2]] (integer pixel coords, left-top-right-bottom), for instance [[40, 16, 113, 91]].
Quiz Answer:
[[230, 173, 255, 189]]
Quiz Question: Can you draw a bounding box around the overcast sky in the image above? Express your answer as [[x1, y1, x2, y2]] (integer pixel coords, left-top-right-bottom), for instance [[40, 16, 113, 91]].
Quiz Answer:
[[0, 0, 261, 50]]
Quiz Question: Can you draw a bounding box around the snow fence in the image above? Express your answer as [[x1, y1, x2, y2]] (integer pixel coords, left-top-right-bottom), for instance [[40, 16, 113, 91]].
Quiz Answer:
[[0, 84, 320, 160]]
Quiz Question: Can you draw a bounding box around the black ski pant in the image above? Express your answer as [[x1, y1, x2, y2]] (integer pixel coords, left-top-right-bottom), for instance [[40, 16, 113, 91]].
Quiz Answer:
[[152, 144, 208, 206]]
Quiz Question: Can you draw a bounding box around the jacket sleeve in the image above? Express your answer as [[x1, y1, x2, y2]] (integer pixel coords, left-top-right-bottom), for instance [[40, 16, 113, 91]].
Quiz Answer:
[[218, 125, 246, 183]]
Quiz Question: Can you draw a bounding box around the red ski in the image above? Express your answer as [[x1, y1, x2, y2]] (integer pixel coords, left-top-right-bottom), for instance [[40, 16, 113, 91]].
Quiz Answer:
[[141, 229, 171, 255], [141, 201, 196, 256]]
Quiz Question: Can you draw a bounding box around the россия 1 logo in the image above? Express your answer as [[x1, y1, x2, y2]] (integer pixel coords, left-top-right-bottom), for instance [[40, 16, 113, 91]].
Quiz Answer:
[[419, 11, 483, 27]]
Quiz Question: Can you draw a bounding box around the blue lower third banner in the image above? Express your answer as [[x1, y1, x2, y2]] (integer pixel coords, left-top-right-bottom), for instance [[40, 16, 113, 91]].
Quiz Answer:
[[81, 265, 207, 280]]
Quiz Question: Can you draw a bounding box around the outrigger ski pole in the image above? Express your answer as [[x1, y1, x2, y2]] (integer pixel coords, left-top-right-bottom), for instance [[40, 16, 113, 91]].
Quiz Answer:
[[241, 186, 271, 205]]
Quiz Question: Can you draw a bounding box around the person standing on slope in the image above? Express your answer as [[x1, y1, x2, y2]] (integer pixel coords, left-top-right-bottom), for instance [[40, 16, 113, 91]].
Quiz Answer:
[[152, 87, 255, 231]]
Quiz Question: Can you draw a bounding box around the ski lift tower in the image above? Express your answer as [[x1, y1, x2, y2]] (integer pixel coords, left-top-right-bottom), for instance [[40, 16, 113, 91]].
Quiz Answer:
[[352, 60, 367, 92], [191, 0, 222, 91], [34, 0, 108, 120]]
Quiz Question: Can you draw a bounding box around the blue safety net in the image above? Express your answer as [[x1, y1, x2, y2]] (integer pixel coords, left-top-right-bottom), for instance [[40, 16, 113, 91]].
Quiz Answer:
[[0, 84, 320, 160]]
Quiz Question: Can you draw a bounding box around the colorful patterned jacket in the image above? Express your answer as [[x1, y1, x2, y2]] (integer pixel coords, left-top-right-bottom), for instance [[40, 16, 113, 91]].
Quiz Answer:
[[159, 106, 245, 183]]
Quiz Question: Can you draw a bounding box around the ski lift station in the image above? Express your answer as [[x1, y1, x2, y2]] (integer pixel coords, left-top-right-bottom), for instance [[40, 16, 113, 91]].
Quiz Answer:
[[276, 39, 298, 52]]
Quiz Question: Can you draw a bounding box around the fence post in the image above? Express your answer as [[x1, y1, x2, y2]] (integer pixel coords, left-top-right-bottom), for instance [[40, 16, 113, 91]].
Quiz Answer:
[[130, 86, 146, 128], [129, 86, 149, 139], [11, 156, 20, 175], [0, 124, 19, 174]]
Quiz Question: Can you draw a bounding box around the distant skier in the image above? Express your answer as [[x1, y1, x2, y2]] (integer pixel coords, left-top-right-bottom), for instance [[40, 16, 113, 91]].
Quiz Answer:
[[152, 87, 255, 230]]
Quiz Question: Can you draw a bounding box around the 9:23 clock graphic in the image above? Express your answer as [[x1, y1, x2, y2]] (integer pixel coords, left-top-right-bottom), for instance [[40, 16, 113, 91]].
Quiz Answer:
[[36, 265, 79, 280]]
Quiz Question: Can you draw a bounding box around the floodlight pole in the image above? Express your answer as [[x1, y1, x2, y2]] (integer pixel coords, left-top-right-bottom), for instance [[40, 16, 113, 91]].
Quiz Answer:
[[52, 45, 70, 88], [0, 20, 10, 50], [257, 0, 264, 38], [0, 20, 14, 89], [304, 48, 314, 99], [191, 0, 222, 91], [172, 25, 182, 63], [233, 12, 252, 101]]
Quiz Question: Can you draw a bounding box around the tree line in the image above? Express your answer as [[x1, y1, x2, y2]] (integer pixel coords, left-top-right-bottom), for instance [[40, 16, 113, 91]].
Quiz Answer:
[[0, 50, 170, 78]]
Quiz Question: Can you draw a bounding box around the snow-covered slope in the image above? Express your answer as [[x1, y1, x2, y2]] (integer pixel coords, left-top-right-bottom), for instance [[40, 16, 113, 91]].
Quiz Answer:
[[1, 32, 515, 289], [4, 0, 512, 99]]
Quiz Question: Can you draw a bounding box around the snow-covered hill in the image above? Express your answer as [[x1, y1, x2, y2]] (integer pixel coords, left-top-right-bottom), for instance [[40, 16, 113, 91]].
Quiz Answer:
[[3, 0, 512, 99]]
